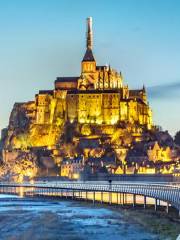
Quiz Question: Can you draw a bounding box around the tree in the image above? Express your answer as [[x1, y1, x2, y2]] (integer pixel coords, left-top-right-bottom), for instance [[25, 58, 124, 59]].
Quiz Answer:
[[174, 131, 180, 146]]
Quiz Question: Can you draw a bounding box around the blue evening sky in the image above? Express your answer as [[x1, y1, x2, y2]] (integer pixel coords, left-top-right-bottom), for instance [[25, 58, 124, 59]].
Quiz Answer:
[[0, 0, 180, 135]]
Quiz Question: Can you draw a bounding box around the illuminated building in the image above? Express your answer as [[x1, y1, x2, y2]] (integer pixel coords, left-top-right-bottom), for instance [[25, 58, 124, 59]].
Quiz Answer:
[[5, 17, 152, 149], [3, 18, 180, 180], [35, 17, 152, 130], [147, 141, 172, 162], [61, 157, 83, 179]]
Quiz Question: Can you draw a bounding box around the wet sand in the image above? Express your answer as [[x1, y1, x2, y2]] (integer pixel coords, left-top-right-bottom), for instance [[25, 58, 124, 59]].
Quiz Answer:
[[0, 195, 179, 240]]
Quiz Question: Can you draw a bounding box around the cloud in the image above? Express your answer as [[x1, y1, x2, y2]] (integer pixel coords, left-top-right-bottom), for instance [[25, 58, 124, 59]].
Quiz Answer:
[[147, 81, 180, 99]]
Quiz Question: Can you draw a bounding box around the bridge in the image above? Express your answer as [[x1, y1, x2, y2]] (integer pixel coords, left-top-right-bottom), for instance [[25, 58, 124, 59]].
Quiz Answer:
[[0, 181, 179, 215]]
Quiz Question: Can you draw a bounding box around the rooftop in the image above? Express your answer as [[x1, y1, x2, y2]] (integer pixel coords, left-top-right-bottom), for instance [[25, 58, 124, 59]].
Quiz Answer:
[[82, 49, 95, 62], [55, 77, 79, 83]]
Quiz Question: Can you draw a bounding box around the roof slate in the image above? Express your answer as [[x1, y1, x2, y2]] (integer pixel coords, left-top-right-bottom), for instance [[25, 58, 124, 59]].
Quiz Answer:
[[55, 77, 79, 83], [82, 49, 95, 62]]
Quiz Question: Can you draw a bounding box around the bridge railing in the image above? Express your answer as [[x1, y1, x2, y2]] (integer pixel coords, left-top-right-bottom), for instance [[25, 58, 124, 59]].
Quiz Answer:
[[0, 181, 179, 210]]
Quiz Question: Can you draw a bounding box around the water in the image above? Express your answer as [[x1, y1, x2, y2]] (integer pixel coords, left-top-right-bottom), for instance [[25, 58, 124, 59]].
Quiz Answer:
[[0, 194, 158, 240]]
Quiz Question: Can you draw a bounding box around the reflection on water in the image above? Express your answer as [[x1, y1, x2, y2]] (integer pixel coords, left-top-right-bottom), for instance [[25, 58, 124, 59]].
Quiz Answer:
[[0, 194, 158, 240], [19, 186, 24, 198], [30, 190, 166, 206], [0, 194, 20, 198]]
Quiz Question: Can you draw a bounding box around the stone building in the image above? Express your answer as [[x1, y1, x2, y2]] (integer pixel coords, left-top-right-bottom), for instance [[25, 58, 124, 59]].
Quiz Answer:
[[61, 157, 84, 179], [35, 17, 152, 129], [4, 17, 153, 151], [147, 141, 172, 162]]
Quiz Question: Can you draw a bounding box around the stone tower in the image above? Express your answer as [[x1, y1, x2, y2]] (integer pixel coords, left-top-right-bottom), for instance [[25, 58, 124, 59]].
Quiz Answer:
[[81, 17, 96, 74]]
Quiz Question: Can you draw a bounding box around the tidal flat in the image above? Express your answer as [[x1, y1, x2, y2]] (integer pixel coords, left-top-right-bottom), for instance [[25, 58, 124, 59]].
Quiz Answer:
[[0, 195, 179, 240]]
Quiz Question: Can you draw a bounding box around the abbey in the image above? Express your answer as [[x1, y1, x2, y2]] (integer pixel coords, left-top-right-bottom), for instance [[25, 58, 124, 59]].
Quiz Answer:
[[2, 17, 154, 151], [3, 18, 179, 181], [36, 17, 152, 129]]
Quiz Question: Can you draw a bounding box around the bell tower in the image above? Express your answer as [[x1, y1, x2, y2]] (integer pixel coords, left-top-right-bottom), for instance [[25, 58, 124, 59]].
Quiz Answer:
[[81, 17, 96, 73]]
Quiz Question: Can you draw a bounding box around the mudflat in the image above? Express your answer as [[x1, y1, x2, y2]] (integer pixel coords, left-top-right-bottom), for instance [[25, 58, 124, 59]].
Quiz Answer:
[[0, 196, 179, 240]]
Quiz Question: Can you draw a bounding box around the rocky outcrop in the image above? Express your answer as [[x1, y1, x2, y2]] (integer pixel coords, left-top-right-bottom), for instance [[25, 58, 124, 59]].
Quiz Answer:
[[3, 101, 64, 150]]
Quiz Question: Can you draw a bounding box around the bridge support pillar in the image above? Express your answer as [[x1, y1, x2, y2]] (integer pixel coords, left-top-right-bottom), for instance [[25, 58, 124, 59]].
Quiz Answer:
[[93, 192, 95, 205], [61, 189, 63, 198], [116, 192, 118, 205], [66, 191, 68, 199], [166, 202, 169, 214], [72, 190, 74, 199], [122, 193, 125, 206], [109, 192, 112, 205], [144, 196, 147, 209], [101, 192, 103, 204], [133, 194, 136, 208], [155, 199, 158, 211], [120, 193, 122, 205], [85, 191, 88, 201]]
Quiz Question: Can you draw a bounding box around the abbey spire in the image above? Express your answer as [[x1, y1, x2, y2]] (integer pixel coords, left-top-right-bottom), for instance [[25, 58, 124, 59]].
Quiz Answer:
[[86, 17, 93, 50], [82, 17, 95, 62], [82, 17, 96, 72]]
